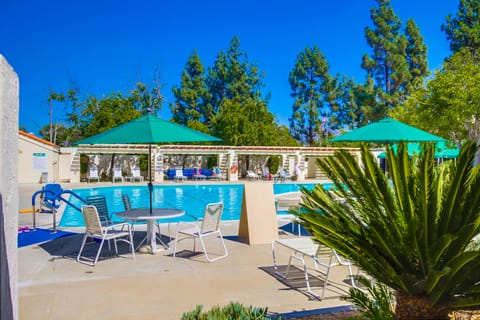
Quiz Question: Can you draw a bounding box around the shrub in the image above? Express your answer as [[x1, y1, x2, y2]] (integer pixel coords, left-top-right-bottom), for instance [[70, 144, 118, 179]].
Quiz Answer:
[[181, 302, 279, 320]]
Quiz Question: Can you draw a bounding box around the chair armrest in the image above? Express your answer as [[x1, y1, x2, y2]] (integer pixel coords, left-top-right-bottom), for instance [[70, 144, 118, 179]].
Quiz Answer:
[[107, 222, 132, 231]]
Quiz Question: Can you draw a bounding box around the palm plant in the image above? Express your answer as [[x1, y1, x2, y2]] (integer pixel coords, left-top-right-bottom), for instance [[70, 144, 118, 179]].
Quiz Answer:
[[296, 141, 480, 319]]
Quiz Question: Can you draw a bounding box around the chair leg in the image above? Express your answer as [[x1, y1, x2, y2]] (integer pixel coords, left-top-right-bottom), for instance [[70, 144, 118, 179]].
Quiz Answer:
[[76, 234, 89, 263], [93, 238, 106, 266], [198, 231, 228, 262]]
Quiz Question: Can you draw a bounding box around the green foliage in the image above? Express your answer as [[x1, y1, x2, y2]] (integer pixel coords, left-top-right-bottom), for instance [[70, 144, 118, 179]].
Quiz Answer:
[[206, 156, 217, 169], [362, 0, 428, 116], [180, 302, 277, 320], [392, 48, 480, 149], [442, 0, 480, 54], [342, 276, 395, 320], [171, 50, 210, 126], [138, 155, 148, 172], [297, 141, 480, 319], [266, 156, 280, 175], [79, 154, 89, 175], [288, 45, 332, 146], [47, 80, 163, 145]]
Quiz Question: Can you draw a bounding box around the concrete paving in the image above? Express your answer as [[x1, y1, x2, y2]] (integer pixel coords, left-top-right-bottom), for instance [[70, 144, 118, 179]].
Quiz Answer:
[[18, 182, 354, 319]]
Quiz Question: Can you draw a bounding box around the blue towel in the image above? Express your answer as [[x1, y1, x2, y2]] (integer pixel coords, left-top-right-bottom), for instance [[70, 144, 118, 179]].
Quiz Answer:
[[18, 228, 75, 248]]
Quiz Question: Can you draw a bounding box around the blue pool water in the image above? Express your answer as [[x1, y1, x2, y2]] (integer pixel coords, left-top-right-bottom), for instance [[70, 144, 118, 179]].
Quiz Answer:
[[59, 182, 325, 227]]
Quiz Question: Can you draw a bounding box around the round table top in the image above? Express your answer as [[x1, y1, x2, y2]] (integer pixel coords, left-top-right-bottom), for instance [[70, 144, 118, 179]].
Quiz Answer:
[[116, 208, 185, 220]]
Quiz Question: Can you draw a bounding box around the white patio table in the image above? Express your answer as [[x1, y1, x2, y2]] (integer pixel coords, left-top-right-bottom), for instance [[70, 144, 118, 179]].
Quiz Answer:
[[116, 208, 185, 254]]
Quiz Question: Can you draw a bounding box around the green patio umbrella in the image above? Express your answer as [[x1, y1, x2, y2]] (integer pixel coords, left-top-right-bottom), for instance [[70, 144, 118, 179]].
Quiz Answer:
[[76, 114, 222, 213], [377, 141, 459, 159], [330, 118, 446, 143]]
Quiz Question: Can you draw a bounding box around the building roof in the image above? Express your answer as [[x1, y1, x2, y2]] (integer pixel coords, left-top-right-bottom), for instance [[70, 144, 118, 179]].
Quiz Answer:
[[19, 131, 58, 148]]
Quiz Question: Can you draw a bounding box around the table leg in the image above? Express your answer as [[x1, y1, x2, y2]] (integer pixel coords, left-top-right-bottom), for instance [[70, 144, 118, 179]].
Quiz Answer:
[[146, 220, 157, 254]]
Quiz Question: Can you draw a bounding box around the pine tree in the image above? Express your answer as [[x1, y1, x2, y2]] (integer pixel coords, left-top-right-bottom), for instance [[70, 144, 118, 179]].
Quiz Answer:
[[442, 0, 480, 55], [170, 50, 210, 132], [206, 36, 280, 146], [361, 0, 427, 117], [288, 46, 332, 146]]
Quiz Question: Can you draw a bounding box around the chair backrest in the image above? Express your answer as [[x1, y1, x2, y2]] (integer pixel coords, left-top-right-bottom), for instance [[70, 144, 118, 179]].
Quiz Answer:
[[89, 166, 99, 178], [132, 167, 141, 177], [43, 183, 63, 202], [121, 194, 132, 211], [200, 202, 223, 234], [85, 195, 110, 224], [81, 205, 103, 236], [175, 169, 184, 176], [113, 167, 123, 177]]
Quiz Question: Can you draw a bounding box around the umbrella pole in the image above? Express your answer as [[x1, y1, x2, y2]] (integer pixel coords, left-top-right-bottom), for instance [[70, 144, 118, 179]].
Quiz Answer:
[[148, 144, 153, 215]]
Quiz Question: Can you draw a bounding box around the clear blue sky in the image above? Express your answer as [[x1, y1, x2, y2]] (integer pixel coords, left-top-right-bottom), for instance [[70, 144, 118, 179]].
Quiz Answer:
[[1, 0, 458, 134]]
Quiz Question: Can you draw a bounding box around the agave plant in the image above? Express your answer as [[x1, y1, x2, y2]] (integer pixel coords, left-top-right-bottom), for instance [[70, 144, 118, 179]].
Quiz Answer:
[[296, 141, 480, 319]]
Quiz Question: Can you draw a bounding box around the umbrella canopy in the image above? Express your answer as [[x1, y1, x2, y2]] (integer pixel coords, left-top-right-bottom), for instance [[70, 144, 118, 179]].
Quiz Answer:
[[77, 114, 221, 145], [330, 118, 446, 143], [377, 141, 459, 159], [76, 114, 221, 214]]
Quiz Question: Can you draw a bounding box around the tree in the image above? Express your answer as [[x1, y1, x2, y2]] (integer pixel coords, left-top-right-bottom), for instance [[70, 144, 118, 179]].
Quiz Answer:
[[289, 46, 332, 146], [297, 141, 480, 319], [170, 50, 210, 132], [205, 36, 265, 126], [392, 48, 480, 162], [206, 36, 284, 147], [362, 0, 428, 117], [404, 19, 429, 92], [442, 0, 480, 55], [46, 81, 163, 146]]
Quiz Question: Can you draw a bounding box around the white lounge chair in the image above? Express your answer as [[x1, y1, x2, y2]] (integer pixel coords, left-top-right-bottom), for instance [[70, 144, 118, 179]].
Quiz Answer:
[[77, 205, 135, 266], [131, 167, 144, 182], [112, 167, 124, 182], [174, 168, 187, 182], [272, 237, 356, 299], [173, 202, 228, 262], [87, 166, 100, 183], [246, 170, 260, 180]]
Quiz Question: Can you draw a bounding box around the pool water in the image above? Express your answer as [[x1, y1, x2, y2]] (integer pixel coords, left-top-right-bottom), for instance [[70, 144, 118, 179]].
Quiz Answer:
[[59, 182, 325, 227]]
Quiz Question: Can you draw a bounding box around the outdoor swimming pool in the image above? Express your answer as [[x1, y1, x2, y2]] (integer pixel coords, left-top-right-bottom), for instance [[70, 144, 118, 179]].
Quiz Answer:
[[59, 182, 327, 227]]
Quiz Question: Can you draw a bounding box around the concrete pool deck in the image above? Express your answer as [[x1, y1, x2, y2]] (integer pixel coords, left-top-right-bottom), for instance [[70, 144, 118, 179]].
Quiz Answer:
[[18, 182, 355, 319]]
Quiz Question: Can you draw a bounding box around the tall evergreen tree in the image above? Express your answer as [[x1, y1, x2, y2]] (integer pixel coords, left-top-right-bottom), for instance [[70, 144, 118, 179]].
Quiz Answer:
[[170, 50, 210, 133], [362, 0, 427, 118], [205, 36, 264, 123], [442, 0, 480, 55], [405, 19, 429, 92], [206, 36, 281, 146], [289, 46, 332, 146]]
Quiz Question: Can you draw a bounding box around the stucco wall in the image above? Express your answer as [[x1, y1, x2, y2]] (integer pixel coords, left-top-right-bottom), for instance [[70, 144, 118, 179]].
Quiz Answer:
[[0, 54, 19, 319], [18, 134, 59, 183]]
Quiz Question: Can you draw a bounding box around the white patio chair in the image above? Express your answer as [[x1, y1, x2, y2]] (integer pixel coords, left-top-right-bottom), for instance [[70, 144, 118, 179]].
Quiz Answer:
[[173, 202, 228, 262], [87, 166, 100, 183], [112, 167, 125, 182], [272, 237, 356, 299], [246, 170, 260, 180], [131, 167, 144, 182], [174, 168, 187, 182], [77, 205, 135, 266]]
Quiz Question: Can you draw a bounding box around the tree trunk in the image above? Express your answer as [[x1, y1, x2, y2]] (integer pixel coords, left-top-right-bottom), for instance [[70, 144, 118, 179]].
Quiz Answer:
[[395, 293, 449, 320]]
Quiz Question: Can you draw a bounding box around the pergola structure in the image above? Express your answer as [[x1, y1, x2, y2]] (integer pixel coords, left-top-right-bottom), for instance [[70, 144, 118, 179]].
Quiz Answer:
[[70, 144, 362, 183]]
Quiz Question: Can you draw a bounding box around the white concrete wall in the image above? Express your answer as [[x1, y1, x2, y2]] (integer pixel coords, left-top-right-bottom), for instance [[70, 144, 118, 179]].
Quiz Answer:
[[18, 134, 59, 183], [0, 54, 19, 319]]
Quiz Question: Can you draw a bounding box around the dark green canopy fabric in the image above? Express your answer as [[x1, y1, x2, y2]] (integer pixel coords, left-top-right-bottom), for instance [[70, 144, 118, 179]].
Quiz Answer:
[[76, 114, 221, 145], [330, 118, 446, 143]]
